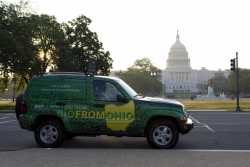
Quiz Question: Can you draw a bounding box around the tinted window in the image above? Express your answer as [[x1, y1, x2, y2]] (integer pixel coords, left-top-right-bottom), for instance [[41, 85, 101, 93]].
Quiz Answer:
[[93, 80, 122, 102]]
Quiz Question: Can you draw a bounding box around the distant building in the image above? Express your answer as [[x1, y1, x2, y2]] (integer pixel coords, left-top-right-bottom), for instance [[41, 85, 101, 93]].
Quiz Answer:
[[162, 31, 228, 98]]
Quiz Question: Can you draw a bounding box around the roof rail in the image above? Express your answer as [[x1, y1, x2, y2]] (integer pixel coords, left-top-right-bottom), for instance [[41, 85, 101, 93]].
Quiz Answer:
[[46, 72, 86, 75]]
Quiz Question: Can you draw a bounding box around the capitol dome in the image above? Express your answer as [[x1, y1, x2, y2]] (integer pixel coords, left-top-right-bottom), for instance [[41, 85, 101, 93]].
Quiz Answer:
[[166, 31, 191, 70], [162, 31, 222, 98], [170, 33, 187, 51]]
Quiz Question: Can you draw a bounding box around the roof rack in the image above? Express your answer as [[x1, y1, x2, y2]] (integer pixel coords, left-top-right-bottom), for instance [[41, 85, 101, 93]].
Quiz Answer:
[[46, 72, 86, 75]]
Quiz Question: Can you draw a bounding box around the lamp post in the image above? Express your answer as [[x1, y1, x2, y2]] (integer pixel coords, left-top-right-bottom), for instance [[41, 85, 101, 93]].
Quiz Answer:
[[150, 72, 156, 77], [12, 76, 16, 102], [150, 71, 164, 97]]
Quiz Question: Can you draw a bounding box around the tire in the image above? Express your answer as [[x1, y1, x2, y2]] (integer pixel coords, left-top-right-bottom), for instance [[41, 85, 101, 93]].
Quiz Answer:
[[146, 119, 179, 149], [34, 119, 64, 148]]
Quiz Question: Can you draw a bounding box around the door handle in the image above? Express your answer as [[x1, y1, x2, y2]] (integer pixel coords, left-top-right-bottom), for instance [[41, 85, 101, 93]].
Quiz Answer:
[[94, 104, 105, 108], [56, 102, 66, 106]]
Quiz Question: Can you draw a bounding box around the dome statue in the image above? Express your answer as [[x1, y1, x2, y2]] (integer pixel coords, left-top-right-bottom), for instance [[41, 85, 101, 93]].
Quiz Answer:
[[166, 31, 191, 70], [170, 31, 187, 51]]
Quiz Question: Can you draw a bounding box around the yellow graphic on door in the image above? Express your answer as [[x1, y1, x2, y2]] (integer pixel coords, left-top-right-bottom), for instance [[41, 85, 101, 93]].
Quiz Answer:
[[104, 101, 135, 131]]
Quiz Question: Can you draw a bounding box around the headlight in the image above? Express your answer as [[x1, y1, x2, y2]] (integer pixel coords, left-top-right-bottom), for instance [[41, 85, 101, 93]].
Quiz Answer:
[[180, 115, 187, 121], [182, 106, 189, 116]]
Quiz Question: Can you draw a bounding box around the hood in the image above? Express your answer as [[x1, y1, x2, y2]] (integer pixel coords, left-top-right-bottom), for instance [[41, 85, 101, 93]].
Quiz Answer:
[[135, 96, 184, 108]]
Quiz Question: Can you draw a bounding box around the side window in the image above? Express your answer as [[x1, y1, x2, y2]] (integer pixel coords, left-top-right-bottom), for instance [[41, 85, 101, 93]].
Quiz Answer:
[[93, 80, 122, 102]]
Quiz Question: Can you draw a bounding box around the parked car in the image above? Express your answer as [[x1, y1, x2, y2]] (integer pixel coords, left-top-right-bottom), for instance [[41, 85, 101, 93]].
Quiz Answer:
[[16, 72, 193, 148]]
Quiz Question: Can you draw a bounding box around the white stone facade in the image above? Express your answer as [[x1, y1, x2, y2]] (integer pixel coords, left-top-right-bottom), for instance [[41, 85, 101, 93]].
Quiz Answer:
[[162, 32, 222, 96]]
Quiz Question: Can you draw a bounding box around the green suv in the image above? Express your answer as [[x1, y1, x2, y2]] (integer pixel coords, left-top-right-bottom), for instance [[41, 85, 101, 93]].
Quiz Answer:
[[16, 72, 193, 148]]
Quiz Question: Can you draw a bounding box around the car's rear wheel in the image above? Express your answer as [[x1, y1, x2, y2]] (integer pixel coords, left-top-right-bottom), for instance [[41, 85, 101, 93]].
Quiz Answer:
[[146, 119, 179, 149], [35, 119, 64, 148]]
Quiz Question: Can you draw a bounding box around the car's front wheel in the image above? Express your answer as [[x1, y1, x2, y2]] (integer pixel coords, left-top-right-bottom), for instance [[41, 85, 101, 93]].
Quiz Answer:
[[146, 119, 179, 149], [35, 119, 64, 148]]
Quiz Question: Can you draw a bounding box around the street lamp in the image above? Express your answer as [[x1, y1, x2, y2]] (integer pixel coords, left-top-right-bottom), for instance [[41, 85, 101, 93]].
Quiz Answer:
[[150, 71, 164, 97], [12, 76, 16, 102], [150, 72, 157, 77]]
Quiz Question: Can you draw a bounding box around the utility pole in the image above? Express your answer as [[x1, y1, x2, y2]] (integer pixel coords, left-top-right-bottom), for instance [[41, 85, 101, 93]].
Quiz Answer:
[[235, 52, 240, 112], [12, 76, 16, 102], [230, 52, 240, 112]]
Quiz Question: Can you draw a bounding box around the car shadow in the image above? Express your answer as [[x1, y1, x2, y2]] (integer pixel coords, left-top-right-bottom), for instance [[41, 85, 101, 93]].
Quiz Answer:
[[62, 136, 151, 149]]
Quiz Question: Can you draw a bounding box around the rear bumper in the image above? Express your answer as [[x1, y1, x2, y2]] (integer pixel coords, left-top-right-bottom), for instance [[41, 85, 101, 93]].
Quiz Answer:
[[179, 117, 194, 134], [17, 115, 33, 130]]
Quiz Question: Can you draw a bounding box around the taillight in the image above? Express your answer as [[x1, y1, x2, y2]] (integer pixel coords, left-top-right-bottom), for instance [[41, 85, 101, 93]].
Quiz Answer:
[[20, 103, 27, 113]]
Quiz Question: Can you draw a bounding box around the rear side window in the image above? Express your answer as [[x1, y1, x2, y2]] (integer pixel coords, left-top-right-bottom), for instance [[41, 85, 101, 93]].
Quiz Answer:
[[26, 77, 85, 101]]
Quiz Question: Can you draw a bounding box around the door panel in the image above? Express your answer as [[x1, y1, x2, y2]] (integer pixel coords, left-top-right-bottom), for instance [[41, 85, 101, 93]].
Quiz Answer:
[[91, 79, 135, 132]]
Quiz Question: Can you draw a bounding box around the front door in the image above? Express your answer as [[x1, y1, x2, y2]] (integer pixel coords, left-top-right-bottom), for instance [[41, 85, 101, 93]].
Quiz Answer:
[[91, 79, 135, 133]]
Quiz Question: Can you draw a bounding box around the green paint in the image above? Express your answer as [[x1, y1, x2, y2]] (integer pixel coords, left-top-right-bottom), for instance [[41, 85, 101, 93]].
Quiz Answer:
[[17, 73, 192, 136]]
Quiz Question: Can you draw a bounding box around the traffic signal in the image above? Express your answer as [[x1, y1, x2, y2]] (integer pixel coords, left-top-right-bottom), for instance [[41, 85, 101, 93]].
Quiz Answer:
[[230, 58, 236, 71]]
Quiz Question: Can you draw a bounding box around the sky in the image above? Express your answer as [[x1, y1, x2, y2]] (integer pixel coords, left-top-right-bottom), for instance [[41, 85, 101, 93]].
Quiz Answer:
[[6, 0, 250, 71]]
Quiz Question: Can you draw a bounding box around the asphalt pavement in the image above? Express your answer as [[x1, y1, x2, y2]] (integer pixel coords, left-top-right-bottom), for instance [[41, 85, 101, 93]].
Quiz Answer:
[[1, 111, 250, 167]]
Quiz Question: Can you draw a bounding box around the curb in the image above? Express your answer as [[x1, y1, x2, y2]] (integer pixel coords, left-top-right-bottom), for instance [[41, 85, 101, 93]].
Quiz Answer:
[[187, 109, 228, 112], [187, 109, 250, 112], [0, 110, 14, 113]]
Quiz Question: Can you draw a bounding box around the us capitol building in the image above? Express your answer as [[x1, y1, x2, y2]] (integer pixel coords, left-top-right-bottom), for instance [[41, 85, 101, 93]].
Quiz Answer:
[[162, 32, 228, 98]]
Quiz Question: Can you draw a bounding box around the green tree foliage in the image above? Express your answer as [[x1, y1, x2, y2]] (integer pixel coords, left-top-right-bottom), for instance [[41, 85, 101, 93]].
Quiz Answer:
[[196, 83, 208, 94], [0, 1, 112, 93], [54, 15, 113, 75], [128, 58, 159, 72], [30, 14, 63, 73], [210, 71, 228, 96], [117, 58, 163, 97], [228, 69, 250, 96], [0, 1, 39, 90]]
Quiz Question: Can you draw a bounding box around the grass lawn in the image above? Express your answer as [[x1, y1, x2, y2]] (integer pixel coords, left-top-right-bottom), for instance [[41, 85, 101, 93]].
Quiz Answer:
[[180, 99, 250, 111], [0, 100, 15, 111]]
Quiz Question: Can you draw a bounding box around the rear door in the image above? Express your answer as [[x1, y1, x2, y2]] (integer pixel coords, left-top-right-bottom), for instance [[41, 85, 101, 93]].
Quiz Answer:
[[54, 77, 87, 133]]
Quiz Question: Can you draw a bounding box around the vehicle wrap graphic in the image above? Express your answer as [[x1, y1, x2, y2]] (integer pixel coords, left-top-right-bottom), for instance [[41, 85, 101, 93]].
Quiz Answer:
[[64, 101, 135, 131], [17, 74, 191, 138], [104, 100, 135, 131]]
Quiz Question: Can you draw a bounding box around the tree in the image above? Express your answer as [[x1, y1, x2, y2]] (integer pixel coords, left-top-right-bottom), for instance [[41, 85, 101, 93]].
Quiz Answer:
[[128, 58, 158, 72], [210, 71, 228, 96], [30, 14, 62, 73], [116, 58, 163, 96], [228, 69, 250, 97], [54, 15, 113, 75], [196, 82, 208, 94], [0, 1, 39, 90], [0, 1, 113, 94]]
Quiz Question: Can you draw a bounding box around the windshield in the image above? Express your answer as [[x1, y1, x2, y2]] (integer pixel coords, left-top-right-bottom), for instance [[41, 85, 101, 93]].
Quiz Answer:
[[116, 78, 138, 97]]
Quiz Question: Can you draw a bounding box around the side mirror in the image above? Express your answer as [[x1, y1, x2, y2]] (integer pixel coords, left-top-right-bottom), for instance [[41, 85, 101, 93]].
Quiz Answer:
[[117, 94, 129, 103]]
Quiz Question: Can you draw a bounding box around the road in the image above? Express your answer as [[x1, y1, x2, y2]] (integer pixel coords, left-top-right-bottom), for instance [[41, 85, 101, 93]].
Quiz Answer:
[[1, 112, 250, 167]]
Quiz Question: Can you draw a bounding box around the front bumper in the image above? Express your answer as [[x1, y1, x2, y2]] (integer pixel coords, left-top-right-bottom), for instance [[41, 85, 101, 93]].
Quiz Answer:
[[179, 117, 194, 134]]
